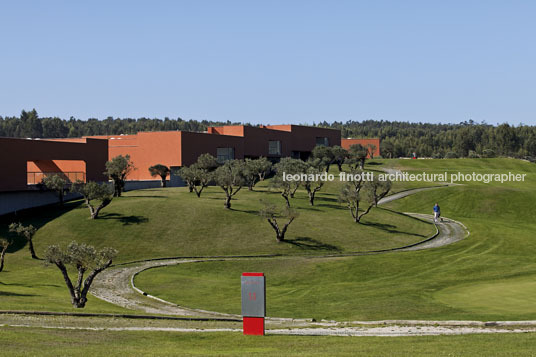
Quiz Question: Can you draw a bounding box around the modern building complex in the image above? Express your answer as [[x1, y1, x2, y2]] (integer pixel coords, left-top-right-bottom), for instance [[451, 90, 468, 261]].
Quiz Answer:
[[84, 124, 341, 181], [0, 124, 379, 214]]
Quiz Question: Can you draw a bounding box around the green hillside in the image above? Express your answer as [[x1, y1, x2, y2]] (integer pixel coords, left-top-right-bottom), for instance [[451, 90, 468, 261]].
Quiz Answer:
[[0, 162, 434, 312], [135, 158, 536, 321]]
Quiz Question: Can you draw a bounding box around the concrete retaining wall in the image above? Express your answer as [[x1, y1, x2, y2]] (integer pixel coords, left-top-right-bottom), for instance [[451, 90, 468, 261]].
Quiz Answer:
[[0, 179, 185, 216]]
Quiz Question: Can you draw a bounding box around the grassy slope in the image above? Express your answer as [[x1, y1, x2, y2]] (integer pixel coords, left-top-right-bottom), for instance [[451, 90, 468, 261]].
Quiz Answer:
[[0, 163, 433, 312], [136, 158, 536, 321], [1, 326, 536, 356]]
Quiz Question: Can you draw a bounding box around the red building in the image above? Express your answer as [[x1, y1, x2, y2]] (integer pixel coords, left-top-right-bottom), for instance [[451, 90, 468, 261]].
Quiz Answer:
[[341, 138, 381, 158], [87, 125, 341, 181], [0, 124, 341, 190], [0, 137, 108, 192]]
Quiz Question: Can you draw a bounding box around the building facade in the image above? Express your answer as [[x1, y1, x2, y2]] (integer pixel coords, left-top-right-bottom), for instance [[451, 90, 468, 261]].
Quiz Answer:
[[341, 138, 381, 158]]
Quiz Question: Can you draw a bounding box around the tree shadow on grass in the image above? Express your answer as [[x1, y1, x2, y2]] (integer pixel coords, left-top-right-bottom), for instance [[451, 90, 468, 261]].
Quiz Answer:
[[122, 195, 168, 199], [0, 291, 38, 297], [98, 213, 149, 226], [283, 237, 341, 252], [361, 221, 427, 237], [317, 203, 346, 211], [0, 200, 86, 254], [0, 282, 59, 288]]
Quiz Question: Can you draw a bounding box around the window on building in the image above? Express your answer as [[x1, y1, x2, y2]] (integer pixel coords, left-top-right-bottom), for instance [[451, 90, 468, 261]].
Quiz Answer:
[[268, 141, 281, 155], [217, 147, 235, 163], [316, 137, 329, 146]]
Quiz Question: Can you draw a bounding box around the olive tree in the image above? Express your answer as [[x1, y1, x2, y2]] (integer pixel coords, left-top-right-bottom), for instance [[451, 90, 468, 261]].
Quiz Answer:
[[45, 241, 117, 308], [272, 158, 307, 207], [71, 181, 113, 219], [104, 154, 135, 197], [244, 157, 273, 190], [178, 154, 219, 197], [148, 164, 170, 187], [0, 239, 11, 272], [189, 164, 213, 197], [311, 145, 335, 172], [348, 144, 368, 170], [259, 201, 299, 242], [213, 160, 246, 209], [331, 146, 349, 171], [338, 173, 391, 223], [9, 223, 38, 259], [42, 174, 67, 205], [302, 166, 325, 206], [196, 153, 219, 171], [177, 166, 196, 192]]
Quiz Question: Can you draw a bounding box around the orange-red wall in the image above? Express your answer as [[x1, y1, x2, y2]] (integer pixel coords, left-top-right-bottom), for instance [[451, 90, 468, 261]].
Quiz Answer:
[[89, 131, 245, 180], [0, 137, 108, 191], [266, 125, 341, 152], [341, 138, 381, 158]]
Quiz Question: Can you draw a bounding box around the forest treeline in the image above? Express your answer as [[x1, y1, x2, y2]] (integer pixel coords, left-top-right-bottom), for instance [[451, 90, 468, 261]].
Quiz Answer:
[[1, 109, 535, 159]]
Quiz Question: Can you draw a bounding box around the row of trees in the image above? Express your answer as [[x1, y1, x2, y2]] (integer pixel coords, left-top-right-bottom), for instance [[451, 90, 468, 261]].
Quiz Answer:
[[0, 109, 239, 139], [176, 151, 391, 241], [3, 110, 535, 159], [322, 120, 536, 159]]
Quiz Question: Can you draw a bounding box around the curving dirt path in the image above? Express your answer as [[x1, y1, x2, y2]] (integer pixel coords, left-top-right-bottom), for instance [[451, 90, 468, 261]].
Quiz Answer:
[[91, 185, 469, 322]]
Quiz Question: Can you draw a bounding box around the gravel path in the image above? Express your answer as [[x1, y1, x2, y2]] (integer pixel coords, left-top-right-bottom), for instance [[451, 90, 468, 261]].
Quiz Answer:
[[3, 323, 536, 337], [90, 185, 472, 335]]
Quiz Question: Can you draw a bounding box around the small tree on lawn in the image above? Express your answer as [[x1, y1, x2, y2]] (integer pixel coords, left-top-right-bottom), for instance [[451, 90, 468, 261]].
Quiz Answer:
[[9, 223, 38, 259], [311, 145, 335, 172], [148, 164, 170, 187], [0, 238, 11, 272], [45, 241, 117, 308], [189, 164, 213, 197], [272, 158, 307, 207], [71, 181, 113, 219], [302, 166, 325, 206], [104, 154, 135, 197], [338, 174, 391, 223], [331, 146, 349, 171], [244, 158, 273, 190], [42, 174, 67, 205], [259, 201, 299, 242], [367, 177, 392, 207], [348, 144, 369, 170], [214, 160, 246, 209], [177, 166, 196, 192], [338, 168, 366, 223]]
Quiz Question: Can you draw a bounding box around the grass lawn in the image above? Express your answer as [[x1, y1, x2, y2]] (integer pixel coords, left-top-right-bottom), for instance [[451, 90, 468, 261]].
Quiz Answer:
[[135, 158, 536, 321], [0, 163, 434, 312], [1, 158, 536, 322], [1, 326, 536, 356]]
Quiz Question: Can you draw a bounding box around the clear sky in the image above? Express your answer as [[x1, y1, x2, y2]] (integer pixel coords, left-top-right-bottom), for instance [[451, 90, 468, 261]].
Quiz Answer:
[[1, 1, 535, 125]]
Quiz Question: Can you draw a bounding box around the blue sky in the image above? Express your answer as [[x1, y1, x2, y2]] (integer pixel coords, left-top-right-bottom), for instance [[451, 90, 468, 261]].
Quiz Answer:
[[1, 1, 535, 125]]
